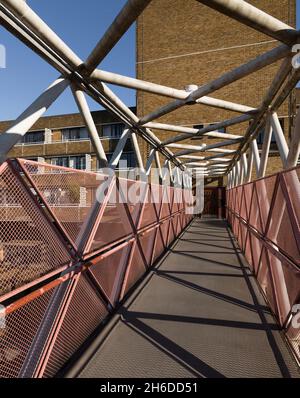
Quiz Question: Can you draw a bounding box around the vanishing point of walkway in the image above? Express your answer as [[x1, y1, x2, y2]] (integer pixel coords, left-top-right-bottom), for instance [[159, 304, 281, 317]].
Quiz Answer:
[[67, 218, 300, 378]]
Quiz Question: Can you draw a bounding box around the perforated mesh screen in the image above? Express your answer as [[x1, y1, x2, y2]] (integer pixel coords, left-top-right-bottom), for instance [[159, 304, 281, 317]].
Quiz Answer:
[[226, 166, 300, 364], [0, 164, 71, 297], [1, 159, 191, 378]]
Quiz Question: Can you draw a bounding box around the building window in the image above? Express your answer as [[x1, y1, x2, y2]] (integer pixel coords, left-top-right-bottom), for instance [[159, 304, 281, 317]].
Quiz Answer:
[[120, 152, 136, 168], [102, 123, 125, 138], [50, 156, 87, 170], [70, 156, 86, 170], [22, 131, 45, 144], [62, 127, 88, 141], [98, 152, 136, 169], [51, 157, 69, 168], [256, 118, 284, 147]]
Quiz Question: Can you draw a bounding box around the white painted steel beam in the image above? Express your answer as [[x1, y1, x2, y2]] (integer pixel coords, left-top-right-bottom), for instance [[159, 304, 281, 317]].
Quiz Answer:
[[139, 44, 290, 125], [109, 128, 131, 168], [258, 116, 272, 177], [84, 0, 152, 73], [196, 0, 297, 44], [270, 112, 289, 168], [287, 108, 300, 168], [72, 86, 108, 168], [0, 77, 68, 163]]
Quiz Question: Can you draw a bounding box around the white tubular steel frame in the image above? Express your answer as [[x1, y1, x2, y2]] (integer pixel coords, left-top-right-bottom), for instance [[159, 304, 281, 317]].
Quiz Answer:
[[0, 0, 299, 187]]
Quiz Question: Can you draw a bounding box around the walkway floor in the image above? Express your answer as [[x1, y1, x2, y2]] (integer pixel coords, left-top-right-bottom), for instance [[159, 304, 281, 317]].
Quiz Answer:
[[67, 218, 300, 378]]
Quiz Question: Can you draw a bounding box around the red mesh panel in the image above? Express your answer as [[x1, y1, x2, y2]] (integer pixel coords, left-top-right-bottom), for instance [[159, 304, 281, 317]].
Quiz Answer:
[[173, 188, 181, 212], [89, 184, 134, 253], [232, 214, 239, 236], [243, 183, 253, 222], [168, 217, 176, 245], [266, 181, 300, 265], [139, 186, 159, 229], [160, 186, 171, 219], [0, 163, 71, 297], [150, 184, 162, 220], [42, 274, 108, 378], [227, 167, 300, 362], [181, 213, 186, 231], [234, 186, 242, 216], [249, 232, 263, 274], [18, 159, 107, 246], [89, 244, 132, 305], [239, 187, 246, 221], [255, 174, 277, 231], [230, 188, 233, 206], [0, 288, 54, 378], [231, 188, 237, 213], [176, 214, 182, 235], [238, 222, 247, 252], [244, 230, 253, 269], [169, 187, 175, 215], [286, 324, 300, 364], [257, 248, 277, 317], [119, 179, 147, 228], [282, 170, 300, 228], [184, 189, 193, 209], [267, 249, 300, 325], [227, 210, 231, 225], [160, 220, 170, 247], [248, 184, 264, 233], [120, 242, 147, 299], [237, 220, 243, 248], [1, 158, 192, 377], [153, 227, 165, 262], [139, 228, 157, 267]]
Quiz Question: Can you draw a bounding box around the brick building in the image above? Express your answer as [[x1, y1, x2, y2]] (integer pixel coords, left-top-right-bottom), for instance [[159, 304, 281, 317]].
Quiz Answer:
[[0, 108, 137, 171], [136, 0, 297, 184]]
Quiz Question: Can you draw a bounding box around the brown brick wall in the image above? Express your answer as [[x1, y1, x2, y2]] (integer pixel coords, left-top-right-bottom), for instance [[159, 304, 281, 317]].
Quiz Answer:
[[136, 0, 296, 178]]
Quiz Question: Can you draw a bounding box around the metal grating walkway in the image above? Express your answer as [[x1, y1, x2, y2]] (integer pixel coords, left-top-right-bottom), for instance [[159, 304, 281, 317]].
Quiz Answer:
[[67, 218, 300, 378]]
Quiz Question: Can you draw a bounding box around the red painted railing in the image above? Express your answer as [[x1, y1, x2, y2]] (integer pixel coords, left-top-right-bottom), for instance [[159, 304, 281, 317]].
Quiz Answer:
[[226, 166, 300, 364], [0, 159, 193, 378]]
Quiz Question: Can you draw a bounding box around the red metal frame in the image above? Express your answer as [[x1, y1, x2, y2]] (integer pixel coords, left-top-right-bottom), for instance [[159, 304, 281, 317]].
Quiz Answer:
[[0, 159, 193, 378], [226, 166, 300, 364]]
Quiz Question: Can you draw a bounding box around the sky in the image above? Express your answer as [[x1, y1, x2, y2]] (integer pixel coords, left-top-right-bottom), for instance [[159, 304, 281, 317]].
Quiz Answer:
[[0, 0, 299, 121], [0, 0, 136, 120]]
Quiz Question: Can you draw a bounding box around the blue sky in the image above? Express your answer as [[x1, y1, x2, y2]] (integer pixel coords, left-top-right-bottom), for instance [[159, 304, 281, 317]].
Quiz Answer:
[[0, 0, 135, 120], [0, 0, 299, 121]]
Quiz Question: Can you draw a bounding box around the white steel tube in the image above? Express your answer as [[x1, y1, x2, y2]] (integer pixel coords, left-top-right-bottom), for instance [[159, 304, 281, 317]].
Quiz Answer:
[[139, 44, 290, 125], [287, 108, 300, 168], [91, 69, 256, 113], [145, 122, 243, 142], [130, 132, 145, 172], [270, 112, 289, 167], [109, 129, 131, 168], [0, 77, 68, 163], [258, 116, 272, 177], [196, 0, 297, 44], [72, 86, 108, 168], [84, 0, 152, 73], [251, 139, 261, 175], [191, 113, 253, 138]]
